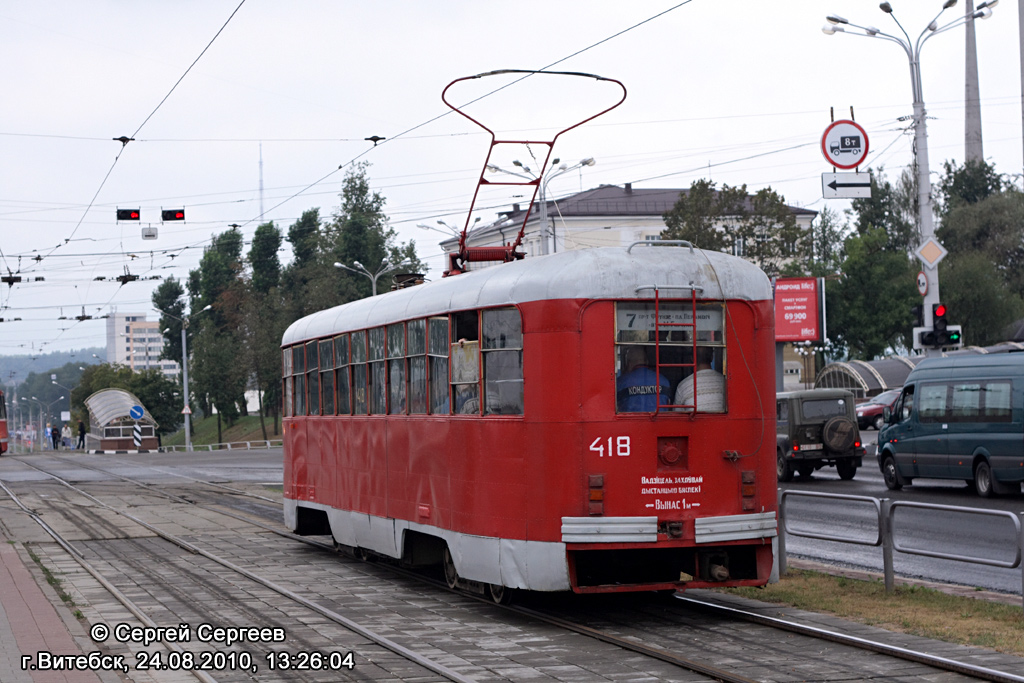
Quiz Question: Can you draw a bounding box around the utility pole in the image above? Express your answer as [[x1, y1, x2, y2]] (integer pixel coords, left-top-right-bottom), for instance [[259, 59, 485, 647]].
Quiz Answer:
[[964, 0, 984, 161]]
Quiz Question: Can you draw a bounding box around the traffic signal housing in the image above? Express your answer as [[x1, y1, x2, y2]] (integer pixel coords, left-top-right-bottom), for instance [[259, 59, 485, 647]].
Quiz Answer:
[[161, 208, 185, 221], [116, 208, 140, 221], [933, 303, 948, 332]]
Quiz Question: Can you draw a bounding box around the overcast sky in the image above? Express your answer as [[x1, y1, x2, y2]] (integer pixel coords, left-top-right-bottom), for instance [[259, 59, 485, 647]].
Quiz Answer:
[[1, 0, 1020, 359]]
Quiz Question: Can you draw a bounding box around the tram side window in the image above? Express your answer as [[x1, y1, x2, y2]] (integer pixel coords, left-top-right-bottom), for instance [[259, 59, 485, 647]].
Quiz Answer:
[[408, 319, 427, 414], [614, 302, 726, 413], [369, 327, 386, 414], [352, 331, 368, 414], [306, 340, 320, 416], [451, 311, 480, 414], [292, 345, 306, 416], [335, 334, 350, 415], [282, 349, 293, 417], [482, 308, 523, 415], [428, 316, 450, 414], [319, 339, 335, 415], [387, 323, 407, 414]]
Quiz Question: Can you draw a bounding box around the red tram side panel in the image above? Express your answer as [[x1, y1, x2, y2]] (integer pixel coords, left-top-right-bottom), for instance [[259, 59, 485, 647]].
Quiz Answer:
[[282, 245, 777, 594]]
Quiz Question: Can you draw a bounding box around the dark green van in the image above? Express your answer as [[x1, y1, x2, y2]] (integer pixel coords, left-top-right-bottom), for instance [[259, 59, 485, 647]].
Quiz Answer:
[[877, 353, 1024, 497]]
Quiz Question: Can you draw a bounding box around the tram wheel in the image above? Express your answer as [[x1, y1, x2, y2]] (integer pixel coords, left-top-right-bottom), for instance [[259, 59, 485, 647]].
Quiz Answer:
[[443, 547, 459, 589], [487, 583, 513, 605]]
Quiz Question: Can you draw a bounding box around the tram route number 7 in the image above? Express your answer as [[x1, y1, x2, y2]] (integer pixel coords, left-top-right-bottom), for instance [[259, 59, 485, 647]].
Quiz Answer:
[[590, 436, 631, 457]]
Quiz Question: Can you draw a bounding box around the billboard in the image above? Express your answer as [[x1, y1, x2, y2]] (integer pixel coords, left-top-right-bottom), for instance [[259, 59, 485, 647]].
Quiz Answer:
[[775, 277, 821, 342]]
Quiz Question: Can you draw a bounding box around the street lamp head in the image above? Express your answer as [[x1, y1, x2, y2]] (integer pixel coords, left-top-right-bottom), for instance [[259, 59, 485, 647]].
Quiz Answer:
[[942, 0, 957, 8], [975, 7, 993, 18], [927, 19, 938, 30], [865, 25, 880, 35], [822, 24, 845, 34], [485, 164, 499, 173], [550, 158, 560, 166], [879, 2, 893, 13], [826, 14, 848, 24], [581, 157, 596, 167], [977, 0, 997, 8], [200, 304, 212, 312], [353, 260, 364, 269]]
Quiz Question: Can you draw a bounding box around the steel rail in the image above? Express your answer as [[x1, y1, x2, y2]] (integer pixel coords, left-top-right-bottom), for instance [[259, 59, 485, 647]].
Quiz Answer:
[[5, 458, 479, 683], [22, 454, 1024, 683], [677, 595, 1024, 683]]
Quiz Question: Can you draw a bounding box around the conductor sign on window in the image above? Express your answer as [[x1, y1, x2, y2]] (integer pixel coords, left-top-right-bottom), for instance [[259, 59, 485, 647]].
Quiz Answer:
[[774, 277, 820, 342]]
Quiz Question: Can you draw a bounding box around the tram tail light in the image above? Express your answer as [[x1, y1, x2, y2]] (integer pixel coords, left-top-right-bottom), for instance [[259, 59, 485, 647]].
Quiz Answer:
[[588, 474, 604, 516], [741, 470, 756, 511]]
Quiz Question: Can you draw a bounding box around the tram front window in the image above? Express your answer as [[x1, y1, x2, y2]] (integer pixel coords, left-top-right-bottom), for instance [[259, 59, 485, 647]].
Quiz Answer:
[[614, 301, 726, 414]]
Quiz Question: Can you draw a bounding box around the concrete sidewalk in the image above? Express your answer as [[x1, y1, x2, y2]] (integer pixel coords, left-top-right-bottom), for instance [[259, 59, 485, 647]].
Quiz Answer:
[[0, 530, 117, 683]]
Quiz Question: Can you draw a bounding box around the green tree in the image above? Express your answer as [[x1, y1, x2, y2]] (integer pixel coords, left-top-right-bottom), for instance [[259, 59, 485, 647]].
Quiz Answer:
[[735, 187, 806, 278], [661, 179, 747, 252], [791, 205, 847, 277], [153, 277, 186, 364], [848, 168, 917, 252], [937, 159, 1006, 215], [250, 221, 282, 295], [938, 251, 1024, 346], [246, 221, 286, 438], [826, 227, 918, 359]]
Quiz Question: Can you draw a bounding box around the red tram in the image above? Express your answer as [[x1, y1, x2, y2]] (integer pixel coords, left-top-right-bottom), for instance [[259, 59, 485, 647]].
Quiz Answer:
[[282, 243, 778, 598], [0, 390, 7, 454]]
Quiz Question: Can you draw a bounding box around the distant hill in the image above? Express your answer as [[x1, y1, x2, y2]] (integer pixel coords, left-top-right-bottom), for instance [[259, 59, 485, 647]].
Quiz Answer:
[[0, 348, 105, 387]]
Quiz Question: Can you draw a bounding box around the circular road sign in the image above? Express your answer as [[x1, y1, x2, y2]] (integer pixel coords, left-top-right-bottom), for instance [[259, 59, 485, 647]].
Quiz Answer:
[[821, 119, 869, 170], [129, 405, 144, 420], [916, 271, 928, 296]]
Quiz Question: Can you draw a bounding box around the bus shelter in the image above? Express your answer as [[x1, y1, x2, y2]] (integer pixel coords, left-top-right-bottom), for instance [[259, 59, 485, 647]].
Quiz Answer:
[[83, 388, 159, 453]]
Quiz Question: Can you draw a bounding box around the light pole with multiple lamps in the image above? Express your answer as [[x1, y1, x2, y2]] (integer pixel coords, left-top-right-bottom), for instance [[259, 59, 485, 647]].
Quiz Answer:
[[51, 377, 72, 420], [822, 0, 997, 341], [333, 259, 411, 296], [156, 304, 212, 452], [486, 157, 595, 255]]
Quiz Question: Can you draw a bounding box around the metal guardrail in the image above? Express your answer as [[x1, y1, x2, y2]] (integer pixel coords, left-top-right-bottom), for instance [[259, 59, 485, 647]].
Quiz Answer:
[[161, 440, 283, 452], [778, 489, 1024, 614]]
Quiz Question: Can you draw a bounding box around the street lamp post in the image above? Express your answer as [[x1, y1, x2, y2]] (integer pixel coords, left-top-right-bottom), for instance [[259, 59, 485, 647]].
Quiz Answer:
[[51, 379, 72, 419], [486, 157, 596, 254], [157, 304, 212, 452], [334, 259, 411, 296], [27, 397, 43, 452], [823, 1, 997, 341]]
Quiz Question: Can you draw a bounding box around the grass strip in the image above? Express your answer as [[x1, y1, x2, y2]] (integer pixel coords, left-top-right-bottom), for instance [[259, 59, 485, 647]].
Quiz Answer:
[[721, 568, 1024, 656]]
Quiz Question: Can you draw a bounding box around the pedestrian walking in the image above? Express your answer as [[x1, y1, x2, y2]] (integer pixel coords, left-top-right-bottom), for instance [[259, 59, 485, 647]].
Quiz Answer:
[[77, 420, 86, 450], [61, 423, 72, 450]]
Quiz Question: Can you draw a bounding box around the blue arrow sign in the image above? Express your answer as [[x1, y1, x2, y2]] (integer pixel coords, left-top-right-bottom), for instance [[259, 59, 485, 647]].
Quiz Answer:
[[129, 405, 144, 420]]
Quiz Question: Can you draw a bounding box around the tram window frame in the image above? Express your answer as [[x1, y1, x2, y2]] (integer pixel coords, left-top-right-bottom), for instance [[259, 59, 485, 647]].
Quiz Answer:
[[451, 310, 480, 414], [369, 327, 386, 415], [306, 340, 320, 416], [319, 339, 335, 415], [335, 334, 351, 416], [613, 301, 727, 414], [428, 316, 450, 414], [408, 318, 428, 414], [387, 323, 407, 414], [481, 307, 523, 415], [352, 331, 368, 415], [282, 349, 293, 417]]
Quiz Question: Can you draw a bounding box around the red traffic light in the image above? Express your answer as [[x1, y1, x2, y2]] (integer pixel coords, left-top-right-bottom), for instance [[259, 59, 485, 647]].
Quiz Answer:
[[116, 208, 140, 220], [933, 303, 947, 318], [161, 209, 185, 221]]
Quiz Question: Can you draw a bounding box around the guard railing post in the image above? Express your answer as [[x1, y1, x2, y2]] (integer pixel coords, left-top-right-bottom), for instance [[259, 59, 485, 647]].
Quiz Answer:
[[881, 498, 894, 592], [1019, 512, 1024, 616], [777, 488, 787, 576]]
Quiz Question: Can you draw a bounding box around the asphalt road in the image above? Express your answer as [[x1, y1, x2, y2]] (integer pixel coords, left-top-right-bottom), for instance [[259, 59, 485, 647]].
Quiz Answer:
[[780, 429, 1024, 595]]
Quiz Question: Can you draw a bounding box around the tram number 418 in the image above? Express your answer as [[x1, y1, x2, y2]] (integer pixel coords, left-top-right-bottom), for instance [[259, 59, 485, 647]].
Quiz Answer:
[[590, 436, 631, 457]]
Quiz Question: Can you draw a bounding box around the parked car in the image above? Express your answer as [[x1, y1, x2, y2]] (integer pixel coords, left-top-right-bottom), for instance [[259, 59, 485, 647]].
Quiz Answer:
[[777, 389, 865, 482], [855, 389, 901, 430], [877, 354, 1024, 497]]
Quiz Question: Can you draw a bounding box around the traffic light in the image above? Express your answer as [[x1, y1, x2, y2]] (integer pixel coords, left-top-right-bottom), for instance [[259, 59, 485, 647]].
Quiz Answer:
[[918, 329, 937, 346], [911, 304, 923, 327], [933, 303, 948, 332], [161, 208, 185, 221], [938, 326, 962, 346], [116, 208, 140, 221]]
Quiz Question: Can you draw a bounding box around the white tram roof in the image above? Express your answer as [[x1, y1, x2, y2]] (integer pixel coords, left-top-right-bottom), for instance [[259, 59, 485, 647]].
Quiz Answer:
[[282, 245, 771, 346]]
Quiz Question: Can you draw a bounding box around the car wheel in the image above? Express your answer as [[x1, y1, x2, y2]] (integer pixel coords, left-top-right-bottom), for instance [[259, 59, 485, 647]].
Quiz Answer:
[[882, 456, 902, 491], [974, 460, 995, 498], [836, 459, 857, 481], [873, 415, 885, 431], [777, 451, 794, 483]]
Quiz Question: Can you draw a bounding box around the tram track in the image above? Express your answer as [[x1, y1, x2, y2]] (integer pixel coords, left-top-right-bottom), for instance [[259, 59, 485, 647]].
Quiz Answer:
[[8, 452, 1024, 683]]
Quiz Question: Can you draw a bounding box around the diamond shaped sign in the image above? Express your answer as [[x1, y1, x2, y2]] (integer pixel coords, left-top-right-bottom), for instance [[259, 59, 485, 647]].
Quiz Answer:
[[914, 238, 947, 270]]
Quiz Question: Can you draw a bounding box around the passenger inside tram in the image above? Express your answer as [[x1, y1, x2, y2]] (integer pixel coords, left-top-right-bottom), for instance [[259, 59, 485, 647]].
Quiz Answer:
[[616, 346, 670, 412]]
